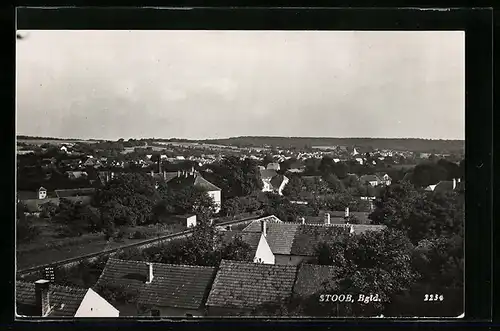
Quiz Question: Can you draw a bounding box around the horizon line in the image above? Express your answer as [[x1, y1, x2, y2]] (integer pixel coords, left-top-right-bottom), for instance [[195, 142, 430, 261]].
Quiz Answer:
[[16, 134, 465, 142]]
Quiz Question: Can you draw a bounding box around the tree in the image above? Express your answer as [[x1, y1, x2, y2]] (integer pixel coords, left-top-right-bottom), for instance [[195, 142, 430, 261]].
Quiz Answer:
[[219, 235, 254, 262], [322, 174, 346, 194], [221, 195, 261, 217], [93, 173, 160, 226], [16, 203, 40, 244], [39, 201, 59, 219], [319, 157, 335, 175], [411, 162, 447, 187], [208, 156, 263, 198], [437, 159, 461, 180], [282, 176, 304, 198], [315, 229, 418, 316]]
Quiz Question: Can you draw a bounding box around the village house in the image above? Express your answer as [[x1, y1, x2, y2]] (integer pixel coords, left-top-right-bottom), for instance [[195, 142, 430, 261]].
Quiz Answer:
[[220, 227, 275, 264], [16, 280, 119, 317], [95, 258, 216, 317], [259, 169, 289, 196], [425, 178, 463, 193], [205, 260, 297, 316], [242, 217, 386, 265], [266, 162, 280, 171]]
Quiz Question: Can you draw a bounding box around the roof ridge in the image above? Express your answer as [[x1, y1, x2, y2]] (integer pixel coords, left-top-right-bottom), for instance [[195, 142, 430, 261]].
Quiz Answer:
[[109, 257, 215, 269]]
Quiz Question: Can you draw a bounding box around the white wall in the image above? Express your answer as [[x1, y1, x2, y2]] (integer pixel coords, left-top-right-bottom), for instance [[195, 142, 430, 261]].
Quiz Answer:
[[261, 179, 273, 192], [186, 215, 197, 228], [208, 190, 221, 213], [74, 288, 120, 317], [253, 234, 275, 264]]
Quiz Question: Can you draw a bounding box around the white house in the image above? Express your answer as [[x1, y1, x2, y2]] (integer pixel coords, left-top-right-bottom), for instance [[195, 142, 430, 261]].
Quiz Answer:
[[74, 288, 120, 317], [16, 280, 119, 318]]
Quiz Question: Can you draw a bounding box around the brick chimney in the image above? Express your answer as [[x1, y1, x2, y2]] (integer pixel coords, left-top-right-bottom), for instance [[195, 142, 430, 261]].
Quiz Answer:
[[324, 213, 331, 225], [345, 207, 349, 218], [146, 263, 154, 284], [35, 279, 51, 317], [261, 220, 267, 237]]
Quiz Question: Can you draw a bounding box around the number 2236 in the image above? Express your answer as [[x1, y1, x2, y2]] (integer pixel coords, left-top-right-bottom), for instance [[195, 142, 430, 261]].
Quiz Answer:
[[424, 294, 444, 301]]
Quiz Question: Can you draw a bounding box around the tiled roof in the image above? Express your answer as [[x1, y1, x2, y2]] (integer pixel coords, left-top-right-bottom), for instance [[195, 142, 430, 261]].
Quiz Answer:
[[243, 219, 385, 257], [243, 222, 300, 255], [16, 281, 87, 317], [55, 188, 95, 198], [434, 181, 455, 193], [302, 216, 345, 225], [260, 169, 278, 179], [96, 258, 216, 310], [270, 174, 287, 190], [359, 175, 381, 183], [290, 225, 352, 256], [206, 260, 297, 309], [221, 231, 262, 252], [293, 264, 339, 297], [351, 224, 386, 235], [166, 173, 221, 192]]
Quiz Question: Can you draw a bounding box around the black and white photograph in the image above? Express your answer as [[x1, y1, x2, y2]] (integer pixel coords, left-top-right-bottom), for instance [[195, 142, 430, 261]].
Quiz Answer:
[[16, 27, 465, 319]]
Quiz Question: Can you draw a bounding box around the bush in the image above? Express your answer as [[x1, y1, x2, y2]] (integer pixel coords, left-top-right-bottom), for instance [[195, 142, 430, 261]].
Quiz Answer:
[[16, 217, 41, 244]]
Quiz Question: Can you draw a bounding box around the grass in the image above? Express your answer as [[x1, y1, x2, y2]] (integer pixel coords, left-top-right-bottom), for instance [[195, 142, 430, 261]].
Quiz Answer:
[[16, 219, 185, 270]]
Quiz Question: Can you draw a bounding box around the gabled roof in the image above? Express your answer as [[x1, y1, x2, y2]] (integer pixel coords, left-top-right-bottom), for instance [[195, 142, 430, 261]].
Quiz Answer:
[[243, 219, 386, 257], [206, 260, 297, 310], [290, 225, 352, 256], [243, 222, 299, 255], [270, 174, 287, 190], [54, 188, 95, 198], [16, 281, 87, 317], [359, 175, 381, 183], [166, 173, 221, 192], [260, 169, 278, 179], [293, 264, 339, 298], [96, 258, 216, 310], [433, 181, 455, 193]]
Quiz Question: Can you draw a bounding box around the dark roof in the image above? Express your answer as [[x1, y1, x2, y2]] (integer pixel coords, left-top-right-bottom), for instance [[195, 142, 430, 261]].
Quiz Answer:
[[260, 169, 278, 179], [270, 174, 287, 190], [221, 231, 262, 253], [320, 211, 371, 224], [243, 222, 299, 255], [290, 225, 352, 256], [167, 173, 221, 192], [302, 216, 345, 225], [55, 188, 95, 198], [96, 258, 216, 310], [293, 264, 339, 298], [206, 260, 297, 309], [16, 281, 87, 317], [359, 175, 381, 183], [351, 224, 386, 235], [17, 190, 58, 201], [434, 180, 456, 193], [243, 219, 385, 256]]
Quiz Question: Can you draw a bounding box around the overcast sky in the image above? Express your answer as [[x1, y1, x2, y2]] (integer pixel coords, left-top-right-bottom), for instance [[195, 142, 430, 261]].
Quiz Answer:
[[16, 30, 465, 141]]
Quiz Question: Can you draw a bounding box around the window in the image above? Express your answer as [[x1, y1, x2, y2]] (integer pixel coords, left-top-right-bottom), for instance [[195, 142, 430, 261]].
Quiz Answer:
[[151, 309, 160, 317]]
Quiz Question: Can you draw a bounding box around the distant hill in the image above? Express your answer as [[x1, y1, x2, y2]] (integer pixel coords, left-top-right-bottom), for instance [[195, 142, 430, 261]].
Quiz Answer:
[[197, 136, 465, 153]]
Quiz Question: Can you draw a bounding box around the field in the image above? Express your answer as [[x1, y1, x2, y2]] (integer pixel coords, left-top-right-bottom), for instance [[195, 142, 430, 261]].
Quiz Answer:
[[17, 139, 93, 146], [16, 219, 185, 270]]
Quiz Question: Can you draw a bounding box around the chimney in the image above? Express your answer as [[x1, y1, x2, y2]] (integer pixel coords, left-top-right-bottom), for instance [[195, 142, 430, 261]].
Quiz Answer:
[[261, 220, 267, 237], [345, 207, 350, 218], [177, 170, 181, 178], [184, 171, 188, 178], [35, 279, 51, 317], [163, 170, 166, 180], [150, 170, 154, 177], [146, 263, 154, 283], [452, 178, 456, 190], [301, 217, 305, 225], [324, 213, 331, 225]]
